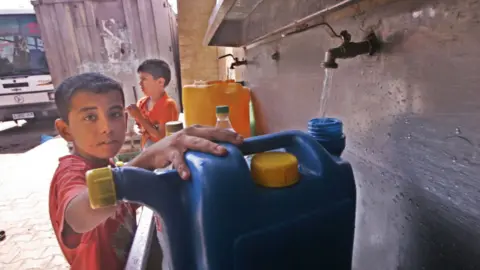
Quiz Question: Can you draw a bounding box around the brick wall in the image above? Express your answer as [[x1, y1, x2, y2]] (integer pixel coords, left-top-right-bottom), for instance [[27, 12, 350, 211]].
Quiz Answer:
[[178, 0, 219, 85]]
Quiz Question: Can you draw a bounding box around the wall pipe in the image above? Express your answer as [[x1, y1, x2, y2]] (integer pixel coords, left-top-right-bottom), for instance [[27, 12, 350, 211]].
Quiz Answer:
[[244, 0, 361, 50]]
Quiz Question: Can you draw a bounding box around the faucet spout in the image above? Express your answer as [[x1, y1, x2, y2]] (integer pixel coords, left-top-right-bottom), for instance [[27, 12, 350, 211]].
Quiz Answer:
[[218, 53, 248, 70], [322, 32, 380, 69]]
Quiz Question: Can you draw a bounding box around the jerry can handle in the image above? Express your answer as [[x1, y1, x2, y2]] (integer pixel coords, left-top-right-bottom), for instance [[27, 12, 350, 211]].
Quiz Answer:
[[238, 130, 335, 172], [239, 130, 315, 155], [112, 167, 186, 212]]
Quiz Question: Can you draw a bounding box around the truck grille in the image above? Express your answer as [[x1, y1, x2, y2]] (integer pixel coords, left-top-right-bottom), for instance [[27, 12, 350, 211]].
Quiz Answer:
[[3, 82, 29, 89]]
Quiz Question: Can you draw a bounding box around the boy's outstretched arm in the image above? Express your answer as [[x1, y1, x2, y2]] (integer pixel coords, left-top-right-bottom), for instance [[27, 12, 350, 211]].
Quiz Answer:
[[64, 187, 117, 234]]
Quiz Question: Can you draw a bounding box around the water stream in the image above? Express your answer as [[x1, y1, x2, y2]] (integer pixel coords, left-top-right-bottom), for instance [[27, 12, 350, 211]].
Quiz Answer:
[[319, 69, 335, 118]]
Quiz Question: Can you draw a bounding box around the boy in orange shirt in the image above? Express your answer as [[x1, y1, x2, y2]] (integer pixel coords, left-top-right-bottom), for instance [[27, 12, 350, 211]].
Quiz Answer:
[[127, 59, 179, 148], [49, 72, 242, 270]]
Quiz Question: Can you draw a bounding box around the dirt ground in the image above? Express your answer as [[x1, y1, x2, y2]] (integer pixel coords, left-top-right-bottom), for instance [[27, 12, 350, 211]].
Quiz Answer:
[[0, 120, 58, 154]]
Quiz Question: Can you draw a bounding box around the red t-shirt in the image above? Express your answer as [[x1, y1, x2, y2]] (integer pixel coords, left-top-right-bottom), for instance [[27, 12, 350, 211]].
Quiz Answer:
[[49, 155, 137, 270]]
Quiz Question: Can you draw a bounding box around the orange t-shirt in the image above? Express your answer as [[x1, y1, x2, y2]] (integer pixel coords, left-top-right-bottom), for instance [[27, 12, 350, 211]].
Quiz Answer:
[[49, 155, 138, 270], [136, 93, 179, 147]]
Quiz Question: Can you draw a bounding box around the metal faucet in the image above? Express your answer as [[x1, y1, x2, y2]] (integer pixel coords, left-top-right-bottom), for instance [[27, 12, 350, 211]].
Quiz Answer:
[[322, 30, 381, 69], [218, 54, 248, 69]]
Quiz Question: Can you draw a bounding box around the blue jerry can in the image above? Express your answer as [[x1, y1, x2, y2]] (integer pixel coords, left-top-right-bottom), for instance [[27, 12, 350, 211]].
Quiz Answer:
[[89, 130, 356, 270]]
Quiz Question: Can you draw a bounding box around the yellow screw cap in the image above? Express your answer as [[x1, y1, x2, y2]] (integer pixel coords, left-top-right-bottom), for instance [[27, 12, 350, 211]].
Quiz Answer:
[[250, 152, 300, 188], [115, 161, 125, 167], [86, 167, 117, 209]]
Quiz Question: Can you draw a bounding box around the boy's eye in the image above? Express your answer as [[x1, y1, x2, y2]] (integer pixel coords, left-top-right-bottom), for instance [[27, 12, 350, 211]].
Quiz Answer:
[[110, 111, 124, 118], [84, 114, 97, 121]]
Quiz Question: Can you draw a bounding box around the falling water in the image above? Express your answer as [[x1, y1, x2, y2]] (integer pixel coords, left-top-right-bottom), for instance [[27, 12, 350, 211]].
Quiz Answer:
[[319, 69, 334, 118]]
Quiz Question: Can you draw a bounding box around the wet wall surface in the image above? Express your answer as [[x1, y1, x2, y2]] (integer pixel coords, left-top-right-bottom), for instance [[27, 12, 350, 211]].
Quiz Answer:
[[244, 0, 480, 269]]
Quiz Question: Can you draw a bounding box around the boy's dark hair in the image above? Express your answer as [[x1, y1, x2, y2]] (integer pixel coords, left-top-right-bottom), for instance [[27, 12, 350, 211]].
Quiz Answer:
[[55, 72, 125, 122], [137, 59, 171, 86]]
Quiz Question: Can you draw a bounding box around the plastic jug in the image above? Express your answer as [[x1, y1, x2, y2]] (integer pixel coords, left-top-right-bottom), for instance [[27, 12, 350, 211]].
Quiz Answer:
[[87, 131, 356, 270], [182, 80, 251, 138]]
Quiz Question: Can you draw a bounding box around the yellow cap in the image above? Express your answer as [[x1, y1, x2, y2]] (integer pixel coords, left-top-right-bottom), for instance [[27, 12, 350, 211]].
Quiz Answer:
[[250, 152, 300, 188], [86, 167, 117, 209], [115, 161, 124, 167]]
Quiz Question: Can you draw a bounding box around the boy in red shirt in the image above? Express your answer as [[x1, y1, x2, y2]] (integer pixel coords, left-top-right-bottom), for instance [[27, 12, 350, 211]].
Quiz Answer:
[[49, 72, 243, 270], [127, 59, 179, 149]]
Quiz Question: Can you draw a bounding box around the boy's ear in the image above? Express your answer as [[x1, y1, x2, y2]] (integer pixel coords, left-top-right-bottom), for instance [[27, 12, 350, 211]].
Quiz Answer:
[[156, 77, 165, 88], [55, 118, 73, 142]]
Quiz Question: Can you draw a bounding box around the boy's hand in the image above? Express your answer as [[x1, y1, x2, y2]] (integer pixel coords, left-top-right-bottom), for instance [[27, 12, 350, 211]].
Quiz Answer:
[[130, 125, 244, 179], [126, 104, 142, 119]]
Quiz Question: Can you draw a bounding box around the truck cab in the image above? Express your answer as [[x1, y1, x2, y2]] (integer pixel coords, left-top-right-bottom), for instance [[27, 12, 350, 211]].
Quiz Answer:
[[0, 8, 57, 122]]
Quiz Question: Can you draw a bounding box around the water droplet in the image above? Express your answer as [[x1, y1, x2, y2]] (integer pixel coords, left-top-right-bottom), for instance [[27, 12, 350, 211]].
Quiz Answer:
[[406, 134, 412, 139], [455, 184, 459, 189], [381, 172, 386, 176], [405, 119, 410, 124], [452, 157, 457, 163], [400, 192, 405, 198], [387, 132, 391, 137], [425, 186, 430, 191], [448, 196, 452, 201], [455, 127, 461, 135]]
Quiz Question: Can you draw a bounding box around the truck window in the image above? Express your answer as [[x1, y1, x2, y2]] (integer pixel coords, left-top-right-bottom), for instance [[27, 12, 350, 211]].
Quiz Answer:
[[0, 14, 49, 77]]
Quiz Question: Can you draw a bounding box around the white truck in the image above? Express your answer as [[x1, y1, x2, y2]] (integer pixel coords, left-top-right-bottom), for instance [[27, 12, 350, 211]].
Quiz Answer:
[[0, 8, 56, 123]]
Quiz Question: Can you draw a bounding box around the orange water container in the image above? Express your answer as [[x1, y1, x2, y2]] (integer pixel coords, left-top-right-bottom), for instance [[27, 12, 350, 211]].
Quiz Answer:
[[182, 80, 251, 138]]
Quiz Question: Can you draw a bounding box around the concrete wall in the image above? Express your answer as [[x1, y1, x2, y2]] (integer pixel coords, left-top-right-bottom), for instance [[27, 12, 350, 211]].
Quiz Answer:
[[244, 0, 480, 269]]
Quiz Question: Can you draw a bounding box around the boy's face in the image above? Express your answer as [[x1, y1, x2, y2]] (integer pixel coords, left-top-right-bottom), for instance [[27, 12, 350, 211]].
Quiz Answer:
[[55, 90, 127, 162], [138, 72, 165, 98]]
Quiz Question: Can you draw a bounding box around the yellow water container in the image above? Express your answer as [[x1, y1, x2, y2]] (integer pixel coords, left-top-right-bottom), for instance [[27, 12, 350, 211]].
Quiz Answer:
[[182, 80, 251, 138]]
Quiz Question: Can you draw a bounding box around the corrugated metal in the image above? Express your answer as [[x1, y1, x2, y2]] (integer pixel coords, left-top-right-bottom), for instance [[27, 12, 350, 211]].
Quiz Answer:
[[31, 0, 180, 107], [242, 0, 480, 269]]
